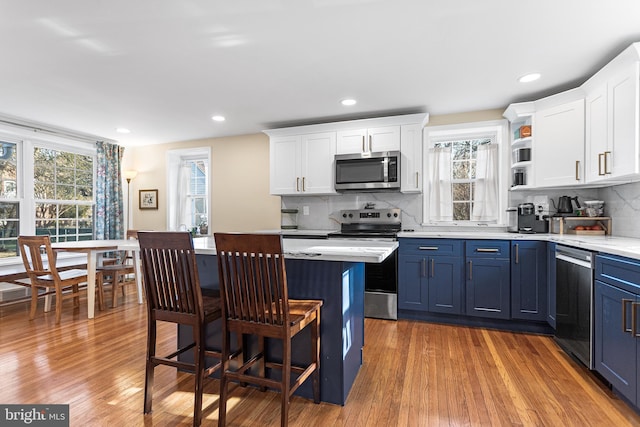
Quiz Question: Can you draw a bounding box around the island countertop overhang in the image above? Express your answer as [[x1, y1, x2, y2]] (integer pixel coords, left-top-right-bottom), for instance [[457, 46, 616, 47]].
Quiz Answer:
[[192, 236, 398, 263]]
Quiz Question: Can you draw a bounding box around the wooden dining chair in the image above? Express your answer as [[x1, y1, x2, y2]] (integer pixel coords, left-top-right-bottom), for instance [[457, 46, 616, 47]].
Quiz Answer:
[[138, 231, 239, 427], [17, 235, 89, 324], [96, 229, 138, 308], [214, 233, 323, 427]]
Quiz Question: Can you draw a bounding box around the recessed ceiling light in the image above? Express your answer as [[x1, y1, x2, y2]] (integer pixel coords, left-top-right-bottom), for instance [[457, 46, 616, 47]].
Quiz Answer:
[[341, 99, 357, 106], [211, 115, 226, 122], [116, 127, 130, 134], [518, 73, 541, 83]]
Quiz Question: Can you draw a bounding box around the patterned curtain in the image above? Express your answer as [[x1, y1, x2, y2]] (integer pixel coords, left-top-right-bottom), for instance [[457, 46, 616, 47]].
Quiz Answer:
[[95, 141, 125, 240]]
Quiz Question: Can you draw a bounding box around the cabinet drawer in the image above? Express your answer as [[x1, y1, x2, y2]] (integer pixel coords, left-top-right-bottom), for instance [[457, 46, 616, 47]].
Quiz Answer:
[[465, 240, 510, 258], [399, 238, 463, 256], [595, 254, 640, 294]]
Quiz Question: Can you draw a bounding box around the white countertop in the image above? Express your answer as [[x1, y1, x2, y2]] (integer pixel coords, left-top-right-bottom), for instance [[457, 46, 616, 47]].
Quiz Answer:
[[397, 231, 640, 261], [193, 236, 397, 263]]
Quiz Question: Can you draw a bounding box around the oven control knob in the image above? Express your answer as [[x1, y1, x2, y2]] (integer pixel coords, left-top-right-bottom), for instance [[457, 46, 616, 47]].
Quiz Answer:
[[348, 213, 353, 218], [394, 212, 398, 217], [342, 213, 347, 218], [387, 213, 392, 217]]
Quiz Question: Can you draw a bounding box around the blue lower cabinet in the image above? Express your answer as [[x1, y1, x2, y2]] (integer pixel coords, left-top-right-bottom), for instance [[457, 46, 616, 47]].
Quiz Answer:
[[465, 240, 511, 320], [465, 257, 511, 319], [511, 241, 547, 322], [594, 279, 637, 404], [398, 239, 464, 315]]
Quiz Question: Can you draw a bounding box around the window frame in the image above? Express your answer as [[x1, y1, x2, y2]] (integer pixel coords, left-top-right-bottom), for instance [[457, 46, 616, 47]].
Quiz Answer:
[[0, 124, 97, 266], [422, 119, 509, 228]]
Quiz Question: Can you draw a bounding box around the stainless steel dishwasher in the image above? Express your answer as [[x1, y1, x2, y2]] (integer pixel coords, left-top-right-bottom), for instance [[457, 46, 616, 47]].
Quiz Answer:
[[555, 245, 594, 368]]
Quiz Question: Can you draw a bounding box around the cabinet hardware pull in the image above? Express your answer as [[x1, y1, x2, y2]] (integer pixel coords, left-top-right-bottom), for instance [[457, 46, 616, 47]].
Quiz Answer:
[[598, 153, 605, 176], [623, 299, 634, 333], [421, 259, 426, 277], [514, 244, 519, 264], [431, 258, 435, 278], [415, 172, 419, 188], [468, 260, 473, 281], [633, 302, 640, 337], [369, 135, 372, 152], [604, 151, 611, 174], [362, 136, 365, 153], [296, 177, 300, 192], [476, 248, 499, 253], [575, 160, 580, 181], [419, 246, 438, 250], [302, 177, 306, 192]]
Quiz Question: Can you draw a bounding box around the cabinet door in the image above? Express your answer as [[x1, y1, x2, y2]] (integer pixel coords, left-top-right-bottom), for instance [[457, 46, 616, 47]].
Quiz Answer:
[[608, 64, 640, 178], [594, 280, 637, 403], [534, 99, 585, 187], [585, 84, 608, 182], [427, 256, 463, 315], [336, 129, 367, 154], [511, 241, 547, 321], [368, 126, 400, 152], [466, 258, 510, 319], [270, 135, 301, 195], [398, 255, 428, 311], [400, 124, 422, 193], [300, 132, 336, 194]]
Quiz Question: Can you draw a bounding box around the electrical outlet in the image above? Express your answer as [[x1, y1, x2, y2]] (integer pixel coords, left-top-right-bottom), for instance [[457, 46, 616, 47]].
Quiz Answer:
[[303, 206, 309, 216]]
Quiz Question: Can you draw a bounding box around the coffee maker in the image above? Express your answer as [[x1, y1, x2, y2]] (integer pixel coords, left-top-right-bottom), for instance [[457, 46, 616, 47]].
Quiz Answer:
[[517, 203, 549, 233]]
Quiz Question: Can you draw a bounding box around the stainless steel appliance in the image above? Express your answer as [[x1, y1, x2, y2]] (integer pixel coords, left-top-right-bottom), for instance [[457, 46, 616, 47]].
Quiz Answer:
[[335, 151, 400, 192], [506, 207, 518, 232], [555, 245, 594, 368], [517, 203, 549, 233], [329, 207, 400, 320]]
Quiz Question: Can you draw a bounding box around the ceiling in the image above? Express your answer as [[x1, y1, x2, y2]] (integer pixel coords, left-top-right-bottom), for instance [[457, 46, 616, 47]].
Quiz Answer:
[[1, 1, 640, 147]]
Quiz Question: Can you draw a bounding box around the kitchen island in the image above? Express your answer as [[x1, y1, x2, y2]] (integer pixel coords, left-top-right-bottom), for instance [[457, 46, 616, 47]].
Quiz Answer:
[[181, 236, 398, 405]]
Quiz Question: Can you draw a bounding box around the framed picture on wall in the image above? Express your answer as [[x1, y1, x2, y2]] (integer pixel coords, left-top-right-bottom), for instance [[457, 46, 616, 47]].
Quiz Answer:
[[139, 189, 158, 210]]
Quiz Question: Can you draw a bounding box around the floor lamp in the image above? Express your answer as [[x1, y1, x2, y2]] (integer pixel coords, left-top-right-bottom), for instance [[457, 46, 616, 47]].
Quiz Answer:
[[123, 170, 138, 230]]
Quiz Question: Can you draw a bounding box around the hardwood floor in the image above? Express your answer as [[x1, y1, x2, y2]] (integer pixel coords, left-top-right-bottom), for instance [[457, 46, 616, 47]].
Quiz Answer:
[[1, 291, 639, 426]]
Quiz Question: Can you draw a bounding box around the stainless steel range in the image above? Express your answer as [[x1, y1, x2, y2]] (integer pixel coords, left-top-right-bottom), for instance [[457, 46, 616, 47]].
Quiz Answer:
[[329, 208, 400, 320]]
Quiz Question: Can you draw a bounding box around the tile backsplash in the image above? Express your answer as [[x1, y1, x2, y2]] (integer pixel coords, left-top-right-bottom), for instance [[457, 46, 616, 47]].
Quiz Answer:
[[282, 180, 640, 239]]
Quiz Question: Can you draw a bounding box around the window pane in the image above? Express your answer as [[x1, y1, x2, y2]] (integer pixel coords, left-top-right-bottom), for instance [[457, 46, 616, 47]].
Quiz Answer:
[[452, 183, 470, 201], [59, 204, 77, 219], [57, 168, 75, 185], [452, 141, 469, 160], [77, 186, 93, 201], [58, 185, 75, 199], [0, 202, 19, 257], [453, 202, 470, 221], [453, 161, 470, 179], [0, 142, 17, 198]]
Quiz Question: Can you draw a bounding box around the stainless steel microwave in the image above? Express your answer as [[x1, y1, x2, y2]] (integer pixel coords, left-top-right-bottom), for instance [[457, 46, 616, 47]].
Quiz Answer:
[[335, 151, 400, 191]]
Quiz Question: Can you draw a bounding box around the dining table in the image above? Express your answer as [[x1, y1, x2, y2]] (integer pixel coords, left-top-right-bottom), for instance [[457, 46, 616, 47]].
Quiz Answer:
[[51, 239, 142, 319]]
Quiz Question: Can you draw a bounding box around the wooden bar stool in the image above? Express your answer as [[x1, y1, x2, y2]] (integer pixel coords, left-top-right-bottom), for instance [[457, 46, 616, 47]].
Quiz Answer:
[[214, 232, 322, 427], [138, 231, 240, 426]]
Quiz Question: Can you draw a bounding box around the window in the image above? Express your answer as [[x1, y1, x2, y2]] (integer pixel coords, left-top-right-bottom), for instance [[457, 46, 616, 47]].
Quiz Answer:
[[433, 137, 491, 221], [34, 148, 94, 242], [423, 120, 508, 226], [186, 159, 208, 229], [166, 148, 211, 232]]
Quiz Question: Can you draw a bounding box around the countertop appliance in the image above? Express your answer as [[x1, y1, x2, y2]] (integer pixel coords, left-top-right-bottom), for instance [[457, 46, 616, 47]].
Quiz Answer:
[[517, 203, 549, 233], [329, 208, 400, 320], [555, 245, 594, 369], [335, 151, 400, 192], [553, 196, 581, 216]]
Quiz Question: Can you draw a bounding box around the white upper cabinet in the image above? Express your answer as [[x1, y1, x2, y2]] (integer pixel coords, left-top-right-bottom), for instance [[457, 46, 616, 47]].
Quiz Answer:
[[336, 126, 400, 155], [269, 132, 336, 195], [265, 113, 428, 196], [400, 124, 423, 192], [584, 49, 640, 183], [533, 94, 585, 187]]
